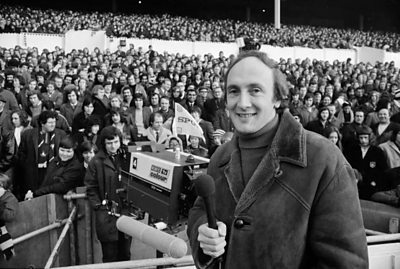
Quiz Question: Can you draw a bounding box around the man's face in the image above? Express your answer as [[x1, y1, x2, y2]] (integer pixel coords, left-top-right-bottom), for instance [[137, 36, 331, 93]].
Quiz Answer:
[[58, 68, 66, 78], [187, 91, 197, 102], [42, 118, 56, 133], [213, 87, 223, 99], [359, 134, 370, 147], [191, 111, 201, 122], [163, 80, 171, 91], [29, 94, 39, 106], [305, 98, 313, 107], [320, 110, 329, 121], [199, 89, 208, 98], [111, 97, 121, 108], [134, 98, 143, 109], [160, 98, 169, 111], [327, 106, 336, 117], [47, 83, 55, 92], [226, 57, 279, 134], [354, 111, 364, 124], [378, 109, 389, 124], [59, 147, 74, 162], [83, 149, 95, 164], [123, 89, 132, 100], [152, 115, 163, 131], [105, 136, 120, 155], [55, 78, 63, 88]]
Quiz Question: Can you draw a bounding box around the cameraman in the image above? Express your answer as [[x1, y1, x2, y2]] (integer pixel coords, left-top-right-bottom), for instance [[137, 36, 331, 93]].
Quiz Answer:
[[84, 126, 131, 262]]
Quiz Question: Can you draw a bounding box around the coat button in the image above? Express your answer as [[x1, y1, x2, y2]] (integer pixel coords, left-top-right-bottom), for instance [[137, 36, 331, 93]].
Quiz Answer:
[[234, 219, 245, 229]]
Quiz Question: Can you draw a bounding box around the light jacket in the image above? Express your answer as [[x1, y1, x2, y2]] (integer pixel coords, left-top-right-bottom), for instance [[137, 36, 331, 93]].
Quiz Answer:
[[188, 110, 368, 269], [379, 140, 400, 169]]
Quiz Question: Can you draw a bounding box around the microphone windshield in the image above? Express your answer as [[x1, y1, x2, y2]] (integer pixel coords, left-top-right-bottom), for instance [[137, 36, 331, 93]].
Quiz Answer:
[[194, 174, 215, 197]]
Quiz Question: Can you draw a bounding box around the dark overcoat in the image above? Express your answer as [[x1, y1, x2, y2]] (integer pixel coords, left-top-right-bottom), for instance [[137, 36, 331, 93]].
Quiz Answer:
[[188, 111, 368, 269]]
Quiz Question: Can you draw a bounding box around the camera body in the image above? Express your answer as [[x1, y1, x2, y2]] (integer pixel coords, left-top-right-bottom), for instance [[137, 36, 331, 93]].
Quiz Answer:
[[118, 150, 209, 225]]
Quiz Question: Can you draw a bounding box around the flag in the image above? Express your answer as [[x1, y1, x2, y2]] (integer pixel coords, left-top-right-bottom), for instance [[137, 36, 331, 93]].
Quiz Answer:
[[172, 103, 205, 142]]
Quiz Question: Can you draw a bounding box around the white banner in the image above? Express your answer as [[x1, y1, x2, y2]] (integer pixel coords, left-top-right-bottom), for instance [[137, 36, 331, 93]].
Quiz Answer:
[[172, 103, 205, 142]]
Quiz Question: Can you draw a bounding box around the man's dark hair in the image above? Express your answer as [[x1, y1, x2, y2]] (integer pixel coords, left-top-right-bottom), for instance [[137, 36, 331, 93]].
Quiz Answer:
[[100, 126, 122, 151], [390, 124, 400, 142], [38, 110, 58, 126], [190, 106, 202, 116], [59, 136, 76, 150], [149, 112, 164, 126], [42, 100, 55, 111]]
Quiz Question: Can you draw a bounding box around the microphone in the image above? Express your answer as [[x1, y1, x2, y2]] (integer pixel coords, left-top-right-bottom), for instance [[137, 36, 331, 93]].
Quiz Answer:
[[194, 174, 217, 229], [116, 216, 188, 258]]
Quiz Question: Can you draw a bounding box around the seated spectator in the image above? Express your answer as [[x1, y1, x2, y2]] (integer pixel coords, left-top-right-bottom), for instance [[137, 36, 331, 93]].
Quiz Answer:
[[213, 106, 234, 133], [142, 112, 172, 144], [306, 106, 332, 135], [378, 125, 400, 168], [83, 117, 102, 149], [78, 141, 98, 169], [28, 136, 85, 198], [72, 96, 102, 144], [31, 100, 70, 133], [60, 85, 82, 128], [187, 135, 208, 158], [372, 105, 399, 145], [297, 93, 318, 127], [344, 126, 388, 200], [127, 93, 151, 137], [190, 106, 215, 150], [0, 173, 18, 261], [158, 96, 174, 124], [166, 136, 184, 151], [323, 126, 343, 151], [0, 96, 12, 131], [110, 110, 138, 145], [203, 85, 225, 122], [148, 92, 161, 113], [42, 81, 63, 110], [25, 90, 43, 119], [92, 85, 110, 120]]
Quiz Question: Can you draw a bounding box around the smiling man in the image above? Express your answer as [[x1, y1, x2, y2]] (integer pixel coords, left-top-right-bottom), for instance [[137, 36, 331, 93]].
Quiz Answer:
[[188, 51, 368, 268]]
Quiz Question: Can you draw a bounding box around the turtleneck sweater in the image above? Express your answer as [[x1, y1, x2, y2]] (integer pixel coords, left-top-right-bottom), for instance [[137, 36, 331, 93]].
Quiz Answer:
[[238, 114, 279, 185]]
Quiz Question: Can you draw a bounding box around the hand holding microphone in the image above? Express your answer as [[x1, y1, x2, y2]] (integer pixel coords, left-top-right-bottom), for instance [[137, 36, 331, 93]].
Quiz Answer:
[[194, 175, 227, 259], [198, 221, 227, 258]]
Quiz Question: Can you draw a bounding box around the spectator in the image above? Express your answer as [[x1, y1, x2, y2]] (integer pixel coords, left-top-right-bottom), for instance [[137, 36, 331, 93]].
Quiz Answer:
[[29, 136, 85, 198], [306, 106, 332, 135], [60, 85, 82, 128], [190, 106, 215, 150], [372, 105, 399, 145], [0, 173, 18, 261], [345, 126, 388, 200], [142, 112, 172, 144], [110, 110, 138, 145], [378, 126, 400, 168], [187, 135, 208, 158], [85, 126, 131, 262], [42, 81, 63, 110], [17, 110, 66, 200], [323, 126, 343, 151], [127, 93, 151, 137], [297, 93, 318, 127], [78, 140, 98, 169]]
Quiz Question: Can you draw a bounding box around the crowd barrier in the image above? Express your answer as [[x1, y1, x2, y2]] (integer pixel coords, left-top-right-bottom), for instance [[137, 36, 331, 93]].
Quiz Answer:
[[1, 30, 400, 66]]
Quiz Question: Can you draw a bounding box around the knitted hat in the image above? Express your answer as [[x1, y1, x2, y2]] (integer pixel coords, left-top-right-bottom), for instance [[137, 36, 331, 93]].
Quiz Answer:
[[213, 129, 226, 138], [394, 89, 400, 100]]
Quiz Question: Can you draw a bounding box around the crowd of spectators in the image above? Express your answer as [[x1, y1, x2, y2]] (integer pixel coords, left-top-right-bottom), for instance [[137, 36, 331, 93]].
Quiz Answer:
[[1, 4, 400, 52], [0, 34, 400, 206]]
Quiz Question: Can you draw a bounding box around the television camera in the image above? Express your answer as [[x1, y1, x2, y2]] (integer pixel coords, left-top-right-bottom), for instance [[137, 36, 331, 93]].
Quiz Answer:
[[104, 147, 209, 229]]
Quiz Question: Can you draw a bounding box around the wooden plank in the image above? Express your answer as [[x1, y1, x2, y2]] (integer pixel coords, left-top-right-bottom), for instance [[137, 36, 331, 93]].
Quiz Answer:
[[47, 194, 59, 267], [0, 194, 71, 268]]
